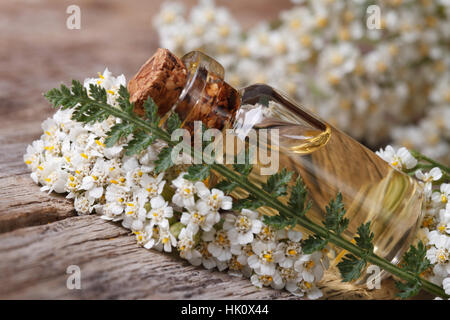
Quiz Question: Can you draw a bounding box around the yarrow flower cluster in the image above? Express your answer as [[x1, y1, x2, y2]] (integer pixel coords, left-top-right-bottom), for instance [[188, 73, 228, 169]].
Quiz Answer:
[[377, 145, 450, 296], [154, 0, 450, 163], [24, 70, 329, 299]]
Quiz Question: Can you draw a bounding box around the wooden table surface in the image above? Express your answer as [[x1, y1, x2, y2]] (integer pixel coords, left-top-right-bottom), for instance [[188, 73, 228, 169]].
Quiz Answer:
[[0, 0, 413, 300]]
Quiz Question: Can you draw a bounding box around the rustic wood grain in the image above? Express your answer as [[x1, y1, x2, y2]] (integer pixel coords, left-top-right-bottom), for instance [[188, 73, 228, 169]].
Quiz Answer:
[[0, 0, 424, 300], [0, 174, 75, 234], [0, 216, 297, 299], [0, 214, 404, 300]]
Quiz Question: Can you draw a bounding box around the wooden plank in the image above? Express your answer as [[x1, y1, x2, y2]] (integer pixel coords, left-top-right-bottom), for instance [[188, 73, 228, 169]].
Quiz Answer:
[[0, 121, 76, 233], [0, 214, 407, 300], [0, 215, 298, 299], [0, 174, 75, 234], [0, 122, 43, 179]]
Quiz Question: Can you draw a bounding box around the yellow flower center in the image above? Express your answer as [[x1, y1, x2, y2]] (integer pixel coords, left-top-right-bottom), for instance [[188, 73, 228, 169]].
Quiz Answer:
[[95, 139, 105, 147], [290, 19, 301, 29], [262, 251, 273, 263], [305, 260, 315, 270], [316, 17, 328, 28]]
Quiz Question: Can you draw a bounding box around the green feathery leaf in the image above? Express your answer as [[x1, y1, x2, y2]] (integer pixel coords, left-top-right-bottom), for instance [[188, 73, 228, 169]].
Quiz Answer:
[[183, 164, 211, 181], [233, 196, 265, 211], [354, 222, 374, 252], [263, 214, 293, 229], [88, 83, 107, 104], [166, 112, 182, 134], [400, 241, 430, 275], [302, 235, 328, 254], [154, 146, 174, 174], [324, 192, 349, 235], [143, 96, 160, 125], [214, 179, 239, 194], [44, 82, 82, 109], [337, 254, 366, 282], [262, 168, 293, 197], [394, 241, 431, 299], [125, 131, 155, 156], [104, 123, 135, 147], [117, 85, 134, 114], [395, 280, 422, 299], [288, 176, 311, 216], [215, 149, 253, 194], [233, 149, 254, 177]]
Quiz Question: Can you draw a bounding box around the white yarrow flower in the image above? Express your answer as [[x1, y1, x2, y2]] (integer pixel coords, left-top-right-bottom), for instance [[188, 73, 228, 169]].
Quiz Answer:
[[376, 145, 417, 170], [223, 209, 263, 245]]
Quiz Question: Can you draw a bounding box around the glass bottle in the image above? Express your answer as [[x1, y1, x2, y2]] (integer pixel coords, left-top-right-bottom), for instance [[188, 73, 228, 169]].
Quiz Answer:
[[164, 51, 424, 276]]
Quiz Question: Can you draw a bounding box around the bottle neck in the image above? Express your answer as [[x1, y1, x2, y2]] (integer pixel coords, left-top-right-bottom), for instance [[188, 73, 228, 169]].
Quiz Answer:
[[171, 51, 241, 133], [169, 51, 328, 139]]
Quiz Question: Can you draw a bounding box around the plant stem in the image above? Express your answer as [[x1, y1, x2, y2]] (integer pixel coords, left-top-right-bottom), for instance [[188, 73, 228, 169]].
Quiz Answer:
[[72, 97, 449, 299], [411, 150, 450, 174]]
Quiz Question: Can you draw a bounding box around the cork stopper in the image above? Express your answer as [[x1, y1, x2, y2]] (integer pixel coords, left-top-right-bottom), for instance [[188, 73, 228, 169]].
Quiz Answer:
[[128, 49, 240, 134], [128, 48, 188, 116]]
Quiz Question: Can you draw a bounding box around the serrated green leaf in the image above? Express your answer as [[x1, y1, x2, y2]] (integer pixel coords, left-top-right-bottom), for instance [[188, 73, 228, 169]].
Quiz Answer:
[[88, 83, 107, 104], [233, 149, 254, 177], [263, 215, 292, 230], [143, 96, 160, 125], [288, 176, 311, 216], [302, 235, 328, 254], [117, 85, 134, 114], [233, 196, 265, 211], [214, 179, 239, 194], [125, 131, 155, 156], [395, 280, 421, 299], [262, 168, 293, 197], [154, 146, 174, 174], [354, 222, 374, 252], [104, 123, 135, 147], [71, 80, 87, 98], [401, 241, 431, 275], [324, 192, 349, 235], [337, 254, 366, 282], [44, 81, 85, 110], [166, 112, 181, 134], [183, 164, 211, 181]]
